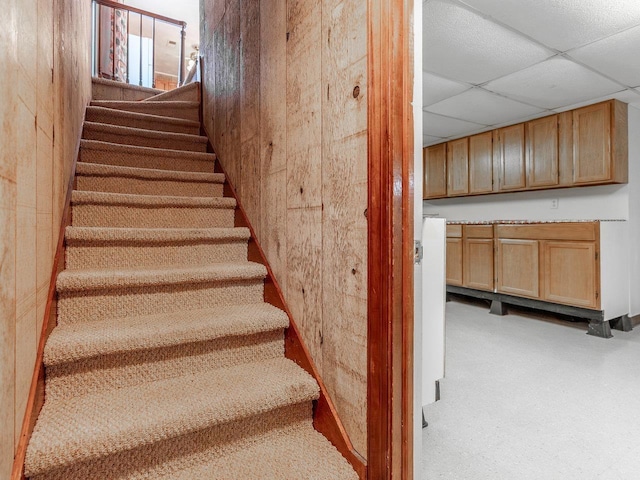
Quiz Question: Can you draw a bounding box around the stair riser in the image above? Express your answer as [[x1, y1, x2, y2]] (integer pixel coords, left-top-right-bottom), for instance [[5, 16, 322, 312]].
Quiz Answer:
[[28, 403, 312, 480], [80, 147, 215, 173], [76, 175, 223, 197], [91, 104, 199, 121], [71, 204, 235, 229], [46, 331, 284, 401], [92, 82, 158, 101], [57, 280, 265, 325], [85, 110, 199, 135], [65, 240, 248, 269], [82, 129, 207, 153]]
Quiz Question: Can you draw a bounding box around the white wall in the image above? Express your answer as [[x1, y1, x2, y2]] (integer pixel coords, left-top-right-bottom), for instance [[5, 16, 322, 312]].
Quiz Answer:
[[424, 107, 640, 316]]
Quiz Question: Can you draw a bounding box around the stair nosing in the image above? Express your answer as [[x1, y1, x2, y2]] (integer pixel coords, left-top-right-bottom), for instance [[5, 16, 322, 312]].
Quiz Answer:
[[56, 262, 267, 292], [83, 121, 208, 143], [65, 226, 250, 244], [80, 139, 216, 161], [86, 106, 200, 127], [44, 303, 288, 366], [25, 357, 318, 477], [71, 190, 236, 208], [75, 162, 224, 183]]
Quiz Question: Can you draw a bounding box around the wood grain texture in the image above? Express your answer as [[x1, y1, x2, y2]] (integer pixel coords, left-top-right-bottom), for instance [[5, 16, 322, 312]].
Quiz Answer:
[[463, 238, 494, 291], [542, 241, 598, 309], [573, 101, 611, 184], [423, 144, 446, 199], [526, 115, 558, 188], [469, 132, 493, 194], [496, 238, 540, 298], [201, 0, 369, 468], [497, 123, 526, 191], [496, 222, 597, 241], [558, 111, 573, 186], [446, 238, 463, 286], [446, 137, 469, 196]]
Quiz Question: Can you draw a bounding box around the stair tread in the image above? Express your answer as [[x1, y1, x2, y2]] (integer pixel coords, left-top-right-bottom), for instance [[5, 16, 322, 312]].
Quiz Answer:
[[56, 262, 267, 292], [76, 161, 224, 183], [91, 100, 199, 108], [45, 303, 288, 366], [143, 82, 199, 102], [83, 121, 208, 143], [65, 226, 250, 243], [25, 357, 319, 476], [71, 190, 236, 207], [86, 106, 200, 127], [80, 139, 216, 161], [153, 421, 358, 480]]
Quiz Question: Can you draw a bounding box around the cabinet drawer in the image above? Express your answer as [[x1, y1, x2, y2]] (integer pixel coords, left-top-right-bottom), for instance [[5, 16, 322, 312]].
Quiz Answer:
[[464, 225, 493, 239], [446, 224, 462, 238], [496, 223, 597, 241]]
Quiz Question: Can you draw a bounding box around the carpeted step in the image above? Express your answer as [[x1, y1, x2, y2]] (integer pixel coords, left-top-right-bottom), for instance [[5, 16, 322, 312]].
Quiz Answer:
[[44, 303, 289, 400], [90, 100, 200, 121], [65, 226, 250, 269], [24, 357, 319, 479], [143, 82, 199, 103], [82, 121, 208, 152], [71, 191, 236, 229], [56, 262, 267, 324], [79, 139, 216, 173], [75, 162, 225, 197], [85, 106, 200, 135], [92, 77, 162, 101]]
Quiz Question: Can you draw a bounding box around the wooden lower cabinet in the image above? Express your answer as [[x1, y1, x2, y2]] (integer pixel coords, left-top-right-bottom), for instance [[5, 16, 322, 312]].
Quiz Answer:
[[542, 241, 598, 308], [496, 239, 539, 298], [446, 237, 463, 286], [464, 238, 494, 291]]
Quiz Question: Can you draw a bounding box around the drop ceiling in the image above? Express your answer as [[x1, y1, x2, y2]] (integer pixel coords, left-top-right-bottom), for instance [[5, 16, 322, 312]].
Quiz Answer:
[[422, 0, 640, 146]]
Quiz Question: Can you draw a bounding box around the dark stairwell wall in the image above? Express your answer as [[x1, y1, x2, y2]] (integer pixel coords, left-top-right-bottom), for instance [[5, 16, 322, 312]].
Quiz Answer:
[[200, 0, 369, 458]]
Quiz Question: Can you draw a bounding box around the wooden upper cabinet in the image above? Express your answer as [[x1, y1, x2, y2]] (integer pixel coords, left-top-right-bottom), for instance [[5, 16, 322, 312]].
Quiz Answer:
[[469, 132, 493, 194], [526, 115, 559, 188], [446, 138, 469, 196], [424, 144, 447, 199], [495, 124, 526, 191], [542, 241, 598, 309], [573, 100, 628, 185]]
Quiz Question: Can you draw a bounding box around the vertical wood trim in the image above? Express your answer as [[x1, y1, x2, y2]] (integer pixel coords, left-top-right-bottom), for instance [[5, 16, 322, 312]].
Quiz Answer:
[[367, 0, 414, 477]]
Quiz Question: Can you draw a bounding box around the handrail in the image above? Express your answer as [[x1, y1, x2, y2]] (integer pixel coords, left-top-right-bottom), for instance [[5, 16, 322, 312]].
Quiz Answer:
[[93, 0, 186, 28], [91, 0, 187, 87]]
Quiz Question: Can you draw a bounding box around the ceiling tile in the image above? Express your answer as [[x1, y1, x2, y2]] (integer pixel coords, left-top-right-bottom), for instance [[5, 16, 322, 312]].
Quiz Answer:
[[423, 72, 471, 106], [569, 25, 640, 88], [426, 88, 545, 125], [424, 135, 446, 147], [484, 57, 622, 109], [554, 89, 640, 112], [423, 1, 553, 84], [423, 111, 487, 139], [459, 0, 640, 51]]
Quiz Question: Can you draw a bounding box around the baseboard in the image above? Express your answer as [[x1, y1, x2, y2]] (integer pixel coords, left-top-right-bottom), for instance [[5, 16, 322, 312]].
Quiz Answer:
[[10, 112, 85, 480], [201, 126, 366, 478]]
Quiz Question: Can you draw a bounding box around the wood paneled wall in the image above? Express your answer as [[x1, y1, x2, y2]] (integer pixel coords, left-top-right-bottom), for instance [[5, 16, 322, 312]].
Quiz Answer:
[[0, 0, 92, 476], [201, 0, 368, 457]]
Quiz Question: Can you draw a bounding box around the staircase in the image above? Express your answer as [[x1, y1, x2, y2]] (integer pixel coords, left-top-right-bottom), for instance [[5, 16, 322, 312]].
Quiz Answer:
[[24, 81, 358, 480]]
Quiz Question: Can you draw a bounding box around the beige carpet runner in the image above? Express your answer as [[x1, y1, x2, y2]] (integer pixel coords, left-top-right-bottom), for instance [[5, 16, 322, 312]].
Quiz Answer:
[[24, 82, 357, 480]]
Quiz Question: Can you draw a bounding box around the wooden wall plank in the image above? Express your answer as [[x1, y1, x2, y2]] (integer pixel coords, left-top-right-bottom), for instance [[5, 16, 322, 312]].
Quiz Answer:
[[224, 0, 241, 191]]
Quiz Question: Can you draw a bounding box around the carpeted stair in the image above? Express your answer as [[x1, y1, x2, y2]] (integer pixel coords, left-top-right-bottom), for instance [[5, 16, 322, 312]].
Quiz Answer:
[[24, 82, 358, 479]]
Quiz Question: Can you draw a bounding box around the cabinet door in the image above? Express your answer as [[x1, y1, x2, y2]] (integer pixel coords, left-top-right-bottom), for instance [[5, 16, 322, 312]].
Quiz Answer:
[[526, 115, 559, 188], [496, 239, 539, 298], [573, 102, 611, 184], [464, 238, 494, 291], [496, 124, 526, 191], [447, 138, 469, 196], [542, 241, 598, 309], [446, 238, 463, 286], [469, 132, 493, 194], [424, 144, 447, 199]]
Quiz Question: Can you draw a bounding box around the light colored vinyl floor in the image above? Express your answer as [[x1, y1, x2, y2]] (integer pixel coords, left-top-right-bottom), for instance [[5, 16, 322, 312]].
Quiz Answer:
[[422, 297, 640, 480]]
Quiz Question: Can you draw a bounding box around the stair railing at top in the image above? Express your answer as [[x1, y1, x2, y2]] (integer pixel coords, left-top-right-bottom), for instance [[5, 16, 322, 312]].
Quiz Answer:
[[91, 0, 187, 89]]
